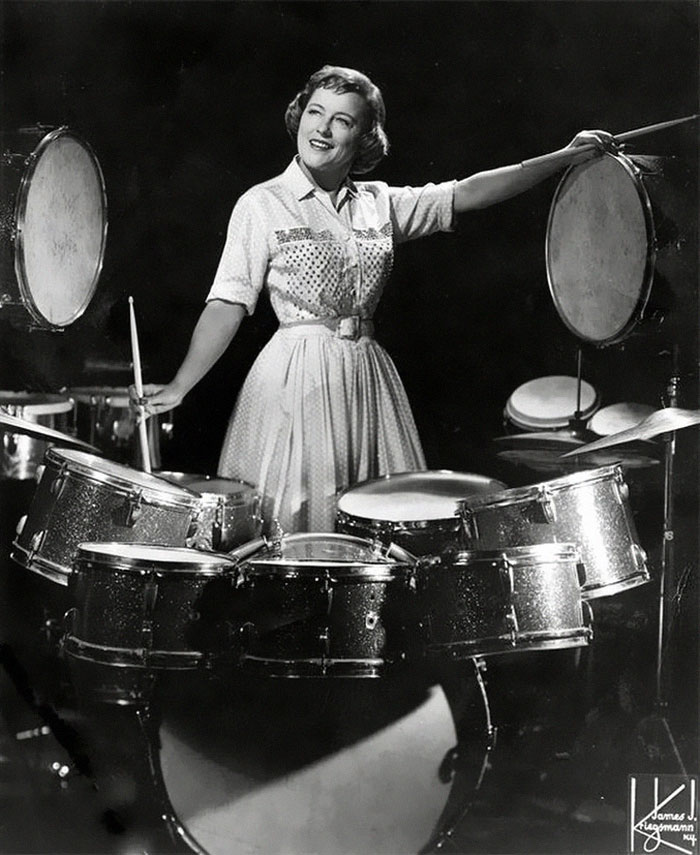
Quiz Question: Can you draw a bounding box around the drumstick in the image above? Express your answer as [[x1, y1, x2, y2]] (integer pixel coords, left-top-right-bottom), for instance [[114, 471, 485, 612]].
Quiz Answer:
[[520, 114, 699, 169], [128, 296, 152, 473]]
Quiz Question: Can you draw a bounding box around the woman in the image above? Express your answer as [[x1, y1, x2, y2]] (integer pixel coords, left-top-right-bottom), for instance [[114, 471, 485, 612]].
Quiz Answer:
[[139, 65, 615, 533]]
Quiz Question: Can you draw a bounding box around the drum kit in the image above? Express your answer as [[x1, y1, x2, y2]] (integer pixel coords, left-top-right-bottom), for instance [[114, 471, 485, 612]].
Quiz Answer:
[[0, 119, 697, 853]]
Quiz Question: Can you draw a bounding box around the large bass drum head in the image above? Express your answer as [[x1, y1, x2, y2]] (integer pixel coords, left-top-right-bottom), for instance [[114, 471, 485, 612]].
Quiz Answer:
[[546, 152, 653, 345], [17, 128, 107, 328]]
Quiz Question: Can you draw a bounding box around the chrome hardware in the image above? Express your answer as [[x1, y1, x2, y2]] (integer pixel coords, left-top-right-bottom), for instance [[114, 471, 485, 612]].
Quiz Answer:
[[631, 542, 648, 572], [269, 519, 284, 558], [460, 507, 478, 542], [124, 491, 144, 526], [15, 514, 26, 536], [537, 486, 557, 524], [365, 612, 379, 631], [50, 474, 66, 499], [613, 470, 630, 504]]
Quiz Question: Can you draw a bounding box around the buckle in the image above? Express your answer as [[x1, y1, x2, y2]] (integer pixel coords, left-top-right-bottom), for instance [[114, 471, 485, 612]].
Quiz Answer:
[[337, 316, 361, 340]]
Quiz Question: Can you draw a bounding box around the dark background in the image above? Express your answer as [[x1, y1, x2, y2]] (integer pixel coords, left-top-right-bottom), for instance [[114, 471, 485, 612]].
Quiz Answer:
[[0, 0, 697, 477]]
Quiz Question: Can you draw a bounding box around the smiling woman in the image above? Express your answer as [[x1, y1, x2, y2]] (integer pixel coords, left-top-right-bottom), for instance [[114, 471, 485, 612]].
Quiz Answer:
[[137, 64, 614, 533]]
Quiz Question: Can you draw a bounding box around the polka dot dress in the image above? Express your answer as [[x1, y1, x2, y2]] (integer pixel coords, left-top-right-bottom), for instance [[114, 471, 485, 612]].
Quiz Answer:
[[207, 157, 456, 533]]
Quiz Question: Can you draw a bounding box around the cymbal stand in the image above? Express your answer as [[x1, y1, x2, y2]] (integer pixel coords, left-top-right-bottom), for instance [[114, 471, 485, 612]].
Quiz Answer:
[[637, 369, 687, 775], [568, 346, 589, 442]]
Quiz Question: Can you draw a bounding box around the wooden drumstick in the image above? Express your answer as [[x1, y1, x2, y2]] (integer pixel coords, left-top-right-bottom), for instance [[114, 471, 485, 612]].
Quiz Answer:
[[520, 114, 699, 169], [128, 296, 152, 473]]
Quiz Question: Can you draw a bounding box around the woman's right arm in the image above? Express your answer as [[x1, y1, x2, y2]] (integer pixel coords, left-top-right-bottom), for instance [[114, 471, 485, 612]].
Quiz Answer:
[[141, 299, 246, 415]]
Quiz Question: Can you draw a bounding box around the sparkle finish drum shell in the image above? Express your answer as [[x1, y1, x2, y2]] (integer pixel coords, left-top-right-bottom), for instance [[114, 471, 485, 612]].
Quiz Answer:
[[12, 448, 201, 586], [236, 532, 419, 677], [459, 464, 649, 599], [418, 543, 592, 658]]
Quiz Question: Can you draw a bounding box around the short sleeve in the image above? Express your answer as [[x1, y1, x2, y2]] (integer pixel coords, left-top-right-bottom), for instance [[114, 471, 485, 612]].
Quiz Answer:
[[388, 181, 457, 244], [206, 190, 270, 315]]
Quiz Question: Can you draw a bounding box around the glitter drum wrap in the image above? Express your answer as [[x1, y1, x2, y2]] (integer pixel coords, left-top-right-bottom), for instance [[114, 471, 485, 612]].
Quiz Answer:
[[155, 472, 262, 552], [419, 543, 592, 658], [459, 464, 649, 599], [12, 448, 201, 586], [336, 470, 507, 556], [236, 532, 419, 678], [63, 543, 240, 705]]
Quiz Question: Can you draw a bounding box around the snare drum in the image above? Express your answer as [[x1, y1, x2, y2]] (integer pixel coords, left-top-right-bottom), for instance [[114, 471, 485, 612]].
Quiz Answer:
[[459, 464, 649, 599], [12, 448, 201, 586], [236, 532, 418, 677], [64, 543, 240, 705], [70, 385, 171, 469], [0, 126, 107, 330], [336, 470, 507, 556], [504, 375, 599, 432], [156, 472, 262, 552], [419, 543, 592, 658], [0, 391, 73, 479]]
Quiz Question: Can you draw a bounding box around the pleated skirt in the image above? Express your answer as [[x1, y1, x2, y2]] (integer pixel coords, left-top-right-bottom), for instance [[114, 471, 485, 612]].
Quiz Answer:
[[217, 326, 426, 533]]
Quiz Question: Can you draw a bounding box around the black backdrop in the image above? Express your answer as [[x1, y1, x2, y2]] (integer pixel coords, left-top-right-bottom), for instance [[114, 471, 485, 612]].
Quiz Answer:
[[0, 0, 697, 479]]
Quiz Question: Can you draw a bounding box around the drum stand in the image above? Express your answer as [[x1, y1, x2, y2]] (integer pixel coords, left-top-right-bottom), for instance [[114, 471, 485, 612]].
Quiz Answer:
[[420, 657, 498, 853], [633, 371, 688, 775]]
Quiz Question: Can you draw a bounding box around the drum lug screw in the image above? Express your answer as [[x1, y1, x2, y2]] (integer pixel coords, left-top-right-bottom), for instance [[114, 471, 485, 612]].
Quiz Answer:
[[537, 487, 557, 524], [124, 491, 144, 526], [365, 612, 379, 631]]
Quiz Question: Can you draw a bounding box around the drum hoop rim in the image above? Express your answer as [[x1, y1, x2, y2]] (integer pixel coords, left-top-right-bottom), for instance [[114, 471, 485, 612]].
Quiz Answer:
[[442, 542, 581, 564], [336, 509, 461, 530], [545, 151, 657, 346], [336, 469, 507, 503], [0, 398, 74, 415], [154, 471, 258, 502], [44, 447, 201, 507], [74, 541, 236, 571], [460, 463, 622, 509], [13, 126, 108, 330], [244, 560, 412, 577]]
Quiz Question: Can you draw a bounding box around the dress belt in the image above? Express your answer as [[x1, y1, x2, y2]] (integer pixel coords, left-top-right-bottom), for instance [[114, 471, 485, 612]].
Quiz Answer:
[[279, 315, 374, 341]]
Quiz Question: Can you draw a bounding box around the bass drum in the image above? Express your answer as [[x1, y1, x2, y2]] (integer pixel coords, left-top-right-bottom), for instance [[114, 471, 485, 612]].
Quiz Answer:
[[546, 152, 697, 346], [0, 126, 107, 330], [158, 672, 457, 855]]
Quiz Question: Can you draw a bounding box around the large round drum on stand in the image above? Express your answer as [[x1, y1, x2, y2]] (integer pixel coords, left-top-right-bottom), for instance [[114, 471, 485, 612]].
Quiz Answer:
[[0, 126, 107, 330], [546, 152, 696, 346]]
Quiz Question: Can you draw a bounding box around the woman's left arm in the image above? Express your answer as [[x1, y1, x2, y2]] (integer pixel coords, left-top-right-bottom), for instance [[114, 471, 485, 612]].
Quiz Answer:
[[453, 130, 617, 213]]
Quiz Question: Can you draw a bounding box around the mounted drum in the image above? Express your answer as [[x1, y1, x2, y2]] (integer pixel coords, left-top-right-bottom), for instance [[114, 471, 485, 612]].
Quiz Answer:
[[546, 151, 696, 346], [0, 125, 107, 330]]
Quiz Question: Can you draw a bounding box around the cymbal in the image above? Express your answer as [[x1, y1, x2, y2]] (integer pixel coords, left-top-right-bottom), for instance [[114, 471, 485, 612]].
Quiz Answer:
[[561, 407, 700, 457], [0, 411, 99, 452], [494, 430, 660, 471]]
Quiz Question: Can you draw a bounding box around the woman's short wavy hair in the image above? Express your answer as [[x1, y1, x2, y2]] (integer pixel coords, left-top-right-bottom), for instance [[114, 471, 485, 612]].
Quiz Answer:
[[285, 65, 389, 175]]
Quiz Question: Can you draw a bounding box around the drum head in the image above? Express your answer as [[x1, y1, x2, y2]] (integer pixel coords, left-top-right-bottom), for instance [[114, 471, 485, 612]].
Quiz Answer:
[[547, 152, 653, 345], [588, 402, 656, 436], [16, 129, 107, 328], [505, 375, 599, 430], [337, 470, 506, 522]]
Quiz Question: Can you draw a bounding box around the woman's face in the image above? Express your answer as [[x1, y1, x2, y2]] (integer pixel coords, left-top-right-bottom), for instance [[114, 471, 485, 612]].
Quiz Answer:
[[297, 87, 367, 188]]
